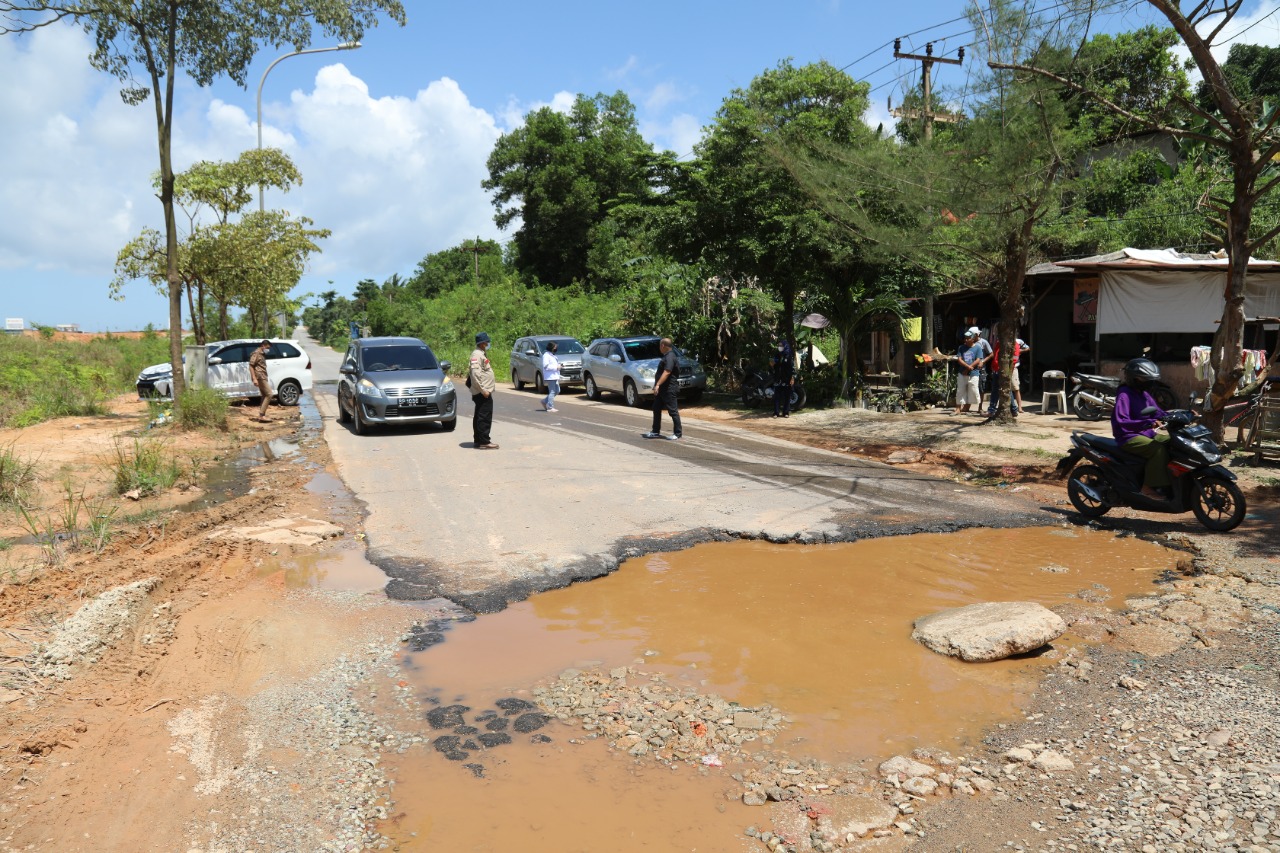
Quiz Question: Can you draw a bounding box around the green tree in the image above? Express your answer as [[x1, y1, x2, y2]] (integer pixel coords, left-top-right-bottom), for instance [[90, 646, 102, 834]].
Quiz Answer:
[[683, 60, 876, 355], [993, 0, 1280, 435], [407, 238, 505, 298], [1197, 43, 1280, 112], [483, 92, 658, 288], [1, 0, 405, 402]]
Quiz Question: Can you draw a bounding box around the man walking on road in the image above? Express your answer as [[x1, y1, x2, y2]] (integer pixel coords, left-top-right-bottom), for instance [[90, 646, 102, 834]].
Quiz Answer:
[[250, 339, 273, 422], [643, 337, 682, 441], [469, 332, 499, 449]]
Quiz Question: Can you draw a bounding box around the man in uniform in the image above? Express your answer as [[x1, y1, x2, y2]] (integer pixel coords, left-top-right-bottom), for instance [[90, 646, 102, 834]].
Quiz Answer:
[[249, 339, 273, 422], [469, 332, 499, 449]]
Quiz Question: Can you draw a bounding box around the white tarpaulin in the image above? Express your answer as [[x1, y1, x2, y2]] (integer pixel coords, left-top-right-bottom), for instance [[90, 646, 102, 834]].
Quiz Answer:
[[1097, 270, 1280, 336]]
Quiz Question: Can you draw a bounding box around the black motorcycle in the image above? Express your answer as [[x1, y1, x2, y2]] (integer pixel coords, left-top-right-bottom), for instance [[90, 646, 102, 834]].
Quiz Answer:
[[737, 365, 806, 412], [1055, 408, 1246, 531], [1070, 372, 1179, 421]]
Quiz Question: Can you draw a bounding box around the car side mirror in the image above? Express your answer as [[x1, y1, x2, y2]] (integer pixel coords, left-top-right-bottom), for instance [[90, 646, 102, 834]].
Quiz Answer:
[[608, 354, 622, 363], [339, 364, 355, 375], [525, 349, 537, 356], [208, 357, 222, 365], [440, 361, 451, 373]]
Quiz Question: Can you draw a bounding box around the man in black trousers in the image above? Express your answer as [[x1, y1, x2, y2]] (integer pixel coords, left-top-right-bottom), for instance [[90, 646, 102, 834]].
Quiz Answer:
[[642, 337, 682, 441], [469, 332, 498, 449]]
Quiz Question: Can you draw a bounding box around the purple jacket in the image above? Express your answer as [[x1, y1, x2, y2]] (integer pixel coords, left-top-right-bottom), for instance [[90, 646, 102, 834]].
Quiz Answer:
[[1111, 385, 1165, 443]]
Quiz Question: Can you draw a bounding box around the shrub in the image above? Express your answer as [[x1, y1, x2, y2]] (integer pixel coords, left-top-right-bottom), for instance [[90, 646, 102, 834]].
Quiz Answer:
[[109, 437, 181, 497], [0, 443, 39, 510], [0, 333, 170, 427], [175, 387, 229, 431]]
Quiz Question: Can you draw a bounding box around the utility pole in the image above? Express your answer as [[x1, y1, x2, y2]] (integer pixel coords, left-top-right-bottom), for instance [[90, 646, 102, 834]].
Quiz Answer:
[[890, 40, 964, 353], [890, 40, 964, 142], [456, 237, 493, 285]]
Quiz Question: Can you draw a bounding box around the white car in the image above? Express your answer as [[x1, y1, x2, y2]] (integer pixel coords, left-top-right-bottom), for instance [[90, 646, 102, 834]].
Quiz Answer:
[[136, 339, 312, 406]]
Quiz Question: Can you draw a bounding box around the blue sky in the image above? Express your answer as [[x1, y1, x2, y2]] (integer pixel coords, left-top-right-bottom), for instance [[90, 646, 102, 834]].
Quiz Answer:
[[3, 0, 1278, 331]]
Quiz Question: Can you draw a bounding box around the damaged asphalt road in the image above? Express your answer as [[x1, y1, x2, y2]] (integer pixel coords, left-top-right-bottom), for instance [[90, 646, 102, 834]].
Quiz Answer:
[[305, 335, 1042, 613]]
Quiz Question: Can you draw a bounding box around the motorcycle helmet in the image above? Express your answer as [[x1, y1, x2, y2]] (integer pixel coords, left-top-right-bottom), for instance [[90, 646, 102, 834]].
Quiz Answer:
[[1123, 357, 1161, 388]]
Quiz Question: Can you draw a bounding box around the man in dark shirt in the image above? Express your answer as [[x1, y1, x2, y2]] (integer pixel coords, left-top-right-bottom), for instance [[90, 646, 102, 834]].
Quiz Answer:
[[771, 340, 794, 418], [643, 337, 683, 441]]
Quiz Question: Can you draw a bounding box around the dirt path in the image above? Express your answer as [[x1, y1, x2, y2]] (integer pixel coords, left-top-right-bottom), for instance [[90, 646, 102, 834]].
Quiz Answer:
[[0, 397, 426, 852], [1, 392, 1276, 852]]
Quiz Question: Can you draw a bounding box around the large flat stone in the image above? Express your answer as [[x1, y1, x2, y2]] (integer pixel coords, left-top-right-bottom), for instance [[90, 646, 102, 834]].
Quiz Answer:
[[911, 601, 1067, 662]]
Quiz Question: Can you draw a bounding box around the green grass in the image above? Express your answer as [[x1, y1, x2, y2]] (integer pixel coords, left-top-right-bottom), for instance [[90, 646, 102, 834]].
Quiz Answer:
[[109, 437, 182, 497], [175, 386, 230, 431], [0, 333, 170, 427], [0, 443, 39, 510]]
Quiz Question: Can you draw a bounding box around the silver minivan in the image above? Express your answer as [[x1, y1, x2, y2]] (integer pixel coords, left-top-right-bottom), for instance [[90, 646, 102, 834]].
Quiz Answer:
[[337, 337, 457, 435]]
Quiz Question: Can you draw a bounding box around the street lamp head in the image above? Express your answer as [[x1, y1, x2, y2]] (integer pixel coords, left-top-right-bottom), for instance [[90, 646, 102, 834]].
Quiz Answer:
[[338, 41, 361, 50]]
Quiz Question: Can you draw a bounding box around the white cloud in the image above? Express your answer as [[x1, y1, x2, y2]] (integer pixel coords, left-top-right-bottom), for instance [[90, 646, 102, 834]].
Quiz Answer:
[[497, 90, 575, 130], [1170, 0, 1280, 79], [607, 55, 639, 80], [644, 81, 687, 112], [0, 26, 156, 275], [2, 26, 514, 295], [862, 97, 895, 137], [640, 113, 703, 158]]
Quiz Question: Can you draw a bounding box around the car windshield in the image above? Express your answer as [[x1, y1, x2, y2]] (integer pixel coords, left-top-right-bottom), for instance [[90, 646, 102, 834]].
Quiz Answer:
[[362, 345, 439, 371], [540, 338, 585, 355], [622, 340, 663, 361]]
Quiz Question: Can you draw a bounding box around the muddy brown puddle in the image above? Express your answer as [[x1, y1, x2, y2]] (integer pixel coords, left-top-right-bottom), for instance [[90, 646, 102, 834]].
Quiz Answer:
[[384, 526, 1176, 851]]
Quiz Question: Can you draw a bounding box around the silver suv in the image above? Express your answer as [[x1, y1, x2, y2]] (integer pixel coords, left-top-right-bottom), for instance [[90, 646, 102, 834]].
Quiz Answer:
[[510, 335, 586, 391], [337, 337, 457, 435], [580, 336, 707, 407]]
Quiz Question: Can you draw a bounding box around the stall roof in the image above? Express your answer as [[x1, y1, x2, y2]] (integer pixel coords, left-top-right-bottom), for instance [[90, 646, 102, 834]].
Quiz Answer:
[[1059, 248, 1280, 271]]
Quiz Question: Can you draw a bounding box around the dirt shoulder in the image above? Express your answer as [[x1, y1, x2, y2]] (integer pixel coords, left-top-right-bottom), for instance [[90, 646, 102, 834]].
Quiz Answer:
[[0, 395, 423, 852]]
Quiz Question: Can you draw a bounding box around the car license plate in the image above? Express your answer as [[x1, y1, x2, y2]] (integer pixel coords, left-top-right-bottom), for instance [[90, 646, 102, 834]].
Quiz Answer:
[[401, 397, 422, 406]]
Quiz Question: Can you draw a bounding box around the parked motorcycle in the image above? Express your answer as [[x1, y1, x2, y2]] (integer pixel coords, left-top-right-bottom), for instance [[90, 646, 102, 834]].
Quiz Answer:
[[1070, 372, 1179, 420], [1055, 408, 1246, 531], [736, 365, 807, 412]]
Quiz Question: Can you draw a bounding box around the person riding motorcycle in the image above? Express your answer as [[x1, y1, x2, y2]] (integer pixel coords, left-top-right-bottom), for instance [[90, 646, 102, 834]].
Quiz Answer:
[[1111, 358, 1171, 500]]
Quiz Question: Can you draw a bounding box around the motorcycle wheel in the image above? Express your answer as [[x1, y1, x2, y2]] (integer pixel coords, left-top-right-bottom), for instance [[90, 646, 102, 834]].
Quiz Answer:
[[1153, 385, 1178, 412], [789, 385, 806, 412], [1067, 464, 1111, 518], [1191, 479, 1247, 532], [741, 389, 754, 408], [1072, 394, 1105, 421]]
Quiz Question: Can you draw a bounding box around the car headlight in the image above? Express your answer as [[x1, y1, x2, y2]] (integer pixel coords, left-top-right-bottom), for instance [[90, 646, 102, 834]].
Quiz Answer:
[[357, 378, 385, 398], [440, 378, 454, 394], [637, 365, 656, 380]]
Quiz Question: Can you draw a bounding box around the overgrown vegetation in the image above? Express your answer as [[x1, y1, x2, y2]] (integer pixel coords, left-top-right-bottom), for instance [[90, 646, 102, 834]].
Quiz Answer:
[[109, 437, 182, 497], [0, 333, 170, 427], [175, 387, 230, 431], [0, 443, 39, 510]]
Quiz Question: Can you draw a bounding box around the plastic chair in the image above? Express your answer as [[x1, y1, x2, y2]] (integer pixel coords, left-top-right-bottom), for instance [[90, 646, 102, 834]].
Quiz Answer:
[[1041, 370, 1068, 415]]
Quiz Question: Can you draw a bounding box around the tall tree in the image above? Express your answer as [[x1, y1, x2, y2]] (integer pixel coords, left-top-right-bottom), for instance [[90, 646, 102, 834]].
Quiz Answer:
[[483, 92, 657, 288], [0, 0, 405, 402], [991, 1, 1280, 436], [686, 60, 876, 353]]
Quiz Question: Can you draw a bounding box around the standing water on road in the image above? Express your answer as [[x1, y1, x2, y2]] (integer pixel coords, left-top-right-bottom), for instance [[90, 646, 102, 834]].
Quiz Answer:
[[384, 526, 1178, 850]]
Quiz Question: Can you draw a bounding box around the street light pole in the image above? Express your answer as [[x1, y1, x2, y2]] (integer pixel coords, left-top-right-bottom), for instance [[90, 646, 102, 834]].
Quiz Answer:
[[256, 41, 361, 212]]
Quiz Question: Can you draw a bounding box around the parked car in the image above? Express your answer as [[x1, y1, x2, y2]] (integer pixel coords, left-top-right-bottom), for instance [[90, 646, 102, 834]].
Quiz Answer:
[[580, 336, 707, 407], [336, 336, 457, 435], [510, 335, 587, 391], [135, 339, 311, 406]]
